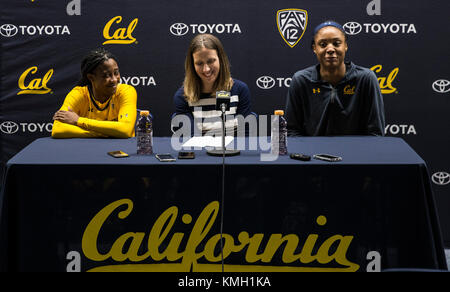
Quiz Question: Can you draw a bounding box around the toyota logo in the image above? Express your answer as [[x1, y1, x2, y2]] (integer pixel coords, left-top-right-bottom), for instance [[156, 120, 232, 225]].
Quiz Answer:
[[256, 76, 276, 89], [0, 24, 18, 37], [343, 22, 362, 35], [0, 121, 19, 134], [432, 79, 450, 93], [432, 172, 450, 186], [170, 23, 189, 36]]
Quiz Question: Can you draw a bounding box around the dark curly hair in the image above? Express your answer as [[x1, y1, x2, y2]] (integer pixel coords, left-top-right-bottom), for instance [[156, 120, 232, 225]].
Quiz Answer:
[[77, 48, 118, 86]]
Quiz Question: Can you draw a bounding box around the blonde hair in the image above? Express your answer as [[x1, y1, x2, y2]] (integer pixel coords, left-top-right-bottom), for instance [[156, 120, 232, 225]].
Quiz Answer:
[[183, 34, 233, 103]]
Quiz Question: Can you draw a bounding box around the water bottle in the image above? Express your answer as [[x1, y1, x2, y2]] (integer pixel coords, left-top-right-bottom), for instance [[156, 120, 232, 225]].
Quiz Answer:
[[136, 110, 153, 155], [271, 110, 287, 155]]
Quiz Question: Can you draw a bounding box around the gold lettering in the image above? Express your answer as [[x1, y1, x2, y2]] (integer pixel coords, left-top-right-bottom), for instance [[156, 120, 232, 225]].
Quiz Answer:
[[110, 232, 147, 262], [317, 235, 358, 270], [164, 233, 185, 261], [182, 201, 219, 269], [102, 16, 137, 45], [17, 66, 53, 95], [239, 232, 265, 263], [81, 199, 360, 272], [371, 65, 398, 94], [344, 85, 355, 95], [299, 234, 319, 263], [267, 234, 300, 263], [164, 214, 191, 261], [147, 206, 178, 261], [204, 234, 241, 262], [103, 16, 121, 40], [82, 198, 133, 261]]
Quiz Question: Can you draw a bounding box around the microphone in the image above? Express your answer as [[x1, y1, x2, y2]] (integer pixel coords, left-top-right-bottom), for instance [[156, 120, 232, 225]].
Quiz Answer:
[[207, 89, 239, 156], [216, 91, 231, 113]]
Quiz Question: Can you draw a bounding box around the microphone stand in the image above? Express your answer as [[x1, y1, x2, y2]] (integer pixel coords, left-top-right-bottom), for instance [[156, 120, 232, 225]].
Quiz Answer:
[[206, 104, 240, 157], [206, 103, 240, 273], [220, 104, 225, 273]]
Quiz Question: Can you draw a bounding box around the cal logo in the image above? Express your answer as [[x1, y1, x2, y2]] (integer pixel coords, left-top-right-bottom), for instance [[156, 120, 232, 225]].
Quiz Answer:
[[277, 9, 308, 48], [344, 85, 355, 95], [313, 88, 321, 94], [17, 66, 53, 95], [103, 16, 138, 45], [370, 65, 399, 94]]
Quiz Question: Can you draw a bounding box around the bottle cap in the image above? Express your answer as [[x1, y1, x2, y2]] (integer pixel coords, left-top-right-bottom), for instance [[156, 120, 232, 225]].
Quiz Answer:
[[140, 110, 150, 116], [274, 110, 284, 116]]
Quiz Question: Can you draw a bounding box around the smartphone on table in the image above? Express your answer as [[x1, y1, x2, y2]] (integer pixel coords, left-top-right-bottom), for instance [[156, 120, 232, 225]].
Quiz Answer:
[[108, 151, 129, 158], [155, 153, 176, 162], [178, 151, 195, 159], [313, 153, 342, 162]]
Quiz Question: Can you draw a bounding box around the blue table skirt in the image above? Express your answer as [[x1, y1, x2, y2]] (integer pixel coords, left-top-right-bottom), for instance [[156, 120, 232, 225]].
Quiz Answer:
[[0, 136, 447, 272]]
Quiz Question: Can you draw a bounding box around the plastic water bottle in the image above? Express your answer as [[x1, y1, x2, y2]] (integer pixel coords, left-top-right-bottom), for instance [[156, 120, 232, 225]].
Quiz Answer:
[[136, 110, 153, 155], [271, 110, 287, 155]]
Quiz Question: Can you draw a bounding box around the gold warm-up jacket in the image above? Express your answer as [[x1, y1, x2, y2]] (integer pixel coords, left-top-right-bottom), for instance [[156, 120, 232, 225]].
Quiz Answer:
[[52, 84, 137, 138]]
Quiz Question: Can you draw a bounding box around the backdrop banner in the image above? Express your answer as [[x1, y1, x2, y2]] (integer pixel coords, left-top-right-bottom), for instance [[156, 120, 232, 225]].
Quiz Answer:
[[1, 0, 449, 245]]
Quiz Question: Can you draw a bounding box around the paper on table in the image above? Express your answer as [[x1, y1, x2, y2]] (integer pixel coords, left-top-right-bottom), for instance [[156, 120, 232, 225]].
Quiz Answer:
[[182, 136, 234, 148]]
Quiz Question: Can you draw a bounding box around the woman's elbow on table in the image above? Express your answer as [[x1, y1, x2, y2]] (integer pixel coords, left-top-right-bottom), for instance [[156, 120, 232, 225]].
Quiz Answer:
[[112, 122, 135, 138], [51, 122, 65, 138]]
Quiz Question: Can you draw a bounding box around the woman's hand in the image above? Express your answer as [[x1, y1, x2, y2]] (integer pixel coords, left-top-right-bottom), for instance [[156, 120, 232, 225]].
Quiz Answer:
[[53, 107, 79, 125]]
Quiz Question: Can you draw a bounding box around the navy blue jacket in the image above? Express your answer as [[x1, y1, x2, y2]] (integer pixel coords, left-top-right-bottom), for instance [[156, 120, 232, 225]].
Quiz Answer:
[[285, 62, 385, 136]]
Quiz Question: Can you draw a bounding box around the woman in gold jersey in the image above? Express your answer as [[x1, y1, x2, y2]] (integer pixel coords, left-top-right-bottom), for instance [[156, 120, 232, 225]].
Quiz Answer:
[[52, 48, 137, 138]]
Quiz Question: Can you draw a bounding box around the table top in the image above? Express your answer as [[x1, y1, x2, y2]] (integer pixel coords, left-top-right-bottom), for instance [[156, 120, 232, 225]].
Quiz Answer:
[[6, 136, 426, 166]]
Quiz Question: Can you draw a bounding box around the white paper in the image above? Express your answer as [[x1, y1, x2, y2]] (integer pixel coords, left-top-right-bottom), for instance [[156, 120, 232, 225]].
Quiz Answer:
[[182, 136, 234, 148]]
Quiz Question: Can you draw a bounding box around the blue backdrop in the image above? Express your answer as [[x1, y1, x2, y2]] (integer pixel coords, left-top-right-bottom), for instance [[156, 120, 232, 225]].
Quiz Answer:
[[1, 0, 449, 245]]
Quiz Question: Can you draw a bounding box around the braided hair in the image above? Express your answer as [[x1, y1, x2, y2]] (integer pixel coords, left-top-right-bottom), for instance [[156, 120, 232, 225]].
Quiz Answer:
[[77, 48, 118, 86]]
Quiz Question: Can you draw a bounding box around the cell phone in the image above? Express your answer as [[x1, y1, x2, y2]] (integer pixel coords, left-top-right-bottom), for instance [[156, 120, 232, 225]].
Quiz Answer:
[[155, 153, 176, 162], [313, 153, 342, 162], [108, 151, 129, 158], [178, 151, 195, 159], [290, 153, 311, 161]]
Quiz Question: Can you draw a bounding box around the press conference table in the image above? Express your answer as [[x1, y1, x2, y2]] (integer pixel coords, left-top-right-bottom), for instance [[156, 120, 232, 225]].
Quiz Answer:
[[0, 136, 447, 272]]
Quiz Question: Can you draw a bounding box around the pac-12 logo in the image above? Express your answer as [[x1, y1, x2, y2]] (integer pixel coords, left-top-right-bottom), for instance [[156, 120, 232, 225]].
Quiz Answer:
[[277, 9, 308, 48]]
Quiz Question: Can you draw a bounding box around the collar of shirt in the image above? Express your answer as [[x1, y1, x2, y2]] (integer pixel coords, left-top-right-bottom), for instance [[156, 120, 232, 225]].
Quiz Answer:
[[312, 61, 356, 86]]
